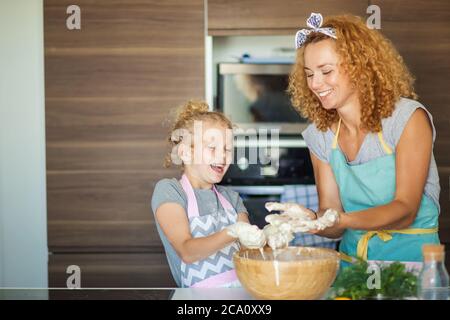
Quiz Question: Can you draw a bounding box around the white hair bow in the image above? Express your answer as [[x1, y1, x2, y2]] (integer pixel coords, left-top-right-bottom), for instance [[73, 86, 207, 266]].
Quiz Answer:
[[295, 13, 337, 49]]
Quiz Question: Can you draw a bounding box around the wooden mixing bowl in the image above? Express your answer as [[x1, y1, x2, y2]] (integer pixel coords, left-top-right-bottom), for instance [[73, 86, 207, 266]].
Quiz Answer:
[[233, 246, 340, 300]]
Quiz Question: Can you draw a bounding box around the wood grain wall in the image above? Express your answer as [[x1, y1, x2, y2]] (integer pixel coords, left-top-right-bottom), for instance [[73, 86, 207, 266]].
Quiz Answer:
[[45, 0, 204, 287], [369, 0, 450, 243], [208, 0, 368, 35]]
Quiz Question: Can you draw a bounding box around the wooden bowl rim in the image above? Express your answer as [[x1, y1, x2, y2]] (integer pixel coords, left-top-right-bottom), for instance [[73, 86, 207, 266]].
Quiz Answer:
[[233, 246, 340, 265]]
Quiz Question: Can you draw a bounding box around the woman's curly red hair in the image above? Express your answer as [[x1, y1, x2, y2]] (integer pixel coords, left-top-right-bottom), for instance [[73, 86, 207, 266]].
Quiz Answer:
[[288, 14, 417, 132]]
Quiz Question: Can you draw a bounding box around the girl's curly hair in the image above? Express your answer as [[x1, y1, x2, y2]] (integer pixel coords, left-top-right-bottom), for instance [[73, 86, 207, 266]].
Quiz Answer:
[[288, 14, 417, 132], [164, 100, 233, 168]]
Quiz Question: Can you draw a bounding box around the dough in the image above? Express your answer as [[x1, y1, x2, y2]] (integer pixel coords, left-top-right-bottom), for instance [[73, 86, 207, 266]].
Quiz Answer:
[[226, 222, 266, 248], [263, 224, 294, 250], [265, 202, 339, 232], [227, 205, 339, 251], [265, 202, 313, 220], [264, 204, 340, 249]]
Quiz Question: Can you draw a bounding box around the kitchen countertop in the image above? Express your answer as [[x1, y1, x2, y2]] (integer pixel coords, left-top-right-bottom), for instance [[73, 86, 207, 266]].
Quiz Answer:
[[171, 288, 253, 300], [0, 288, 254, 300]]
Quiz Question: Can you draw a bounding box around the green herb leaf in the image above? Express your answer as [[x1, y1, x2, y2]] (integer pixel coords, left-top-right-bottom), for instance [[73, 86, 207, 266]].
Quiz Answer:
[[331, 260, 417, 300]]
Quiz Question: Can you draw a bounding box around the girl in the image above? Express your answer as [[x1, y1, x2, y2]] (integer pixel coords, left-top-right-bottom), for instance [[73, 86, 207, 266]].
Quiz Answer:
[[286, 13, 440, 267], [151, 100, 257, 288]]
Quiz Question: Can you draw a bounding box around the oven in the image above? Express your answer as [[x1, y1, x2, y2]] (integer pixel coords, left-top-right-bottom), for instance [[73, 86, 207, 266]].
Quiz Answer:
[[216, 62, 308, 135]]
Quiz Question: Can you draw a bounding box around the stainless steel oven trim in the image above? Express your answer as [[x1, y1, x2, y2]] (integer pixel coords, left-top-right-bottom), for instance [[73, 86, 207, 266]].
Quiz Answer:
[[232, 123, 309, 136], [228, 185, 285, 195], [233, 138, 307, 148]]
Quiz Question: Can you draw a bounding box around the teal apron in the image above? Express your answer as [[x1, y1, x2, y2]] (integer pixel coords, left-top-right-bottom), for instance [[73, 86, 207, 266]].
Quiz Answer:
[[329, 119, 440, 268]]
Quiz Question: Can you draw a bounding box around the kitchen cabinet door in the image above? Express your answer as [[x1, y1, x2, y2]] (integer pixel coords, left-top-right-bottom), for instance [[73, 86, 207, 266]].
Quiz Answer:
[[49, 253, 176, 288], [45, 0, 205, 287], [208, 0, 368, 35], [45, 0, 204, 252], [370, 0, 450, 259], [369, 0, 450, 162]]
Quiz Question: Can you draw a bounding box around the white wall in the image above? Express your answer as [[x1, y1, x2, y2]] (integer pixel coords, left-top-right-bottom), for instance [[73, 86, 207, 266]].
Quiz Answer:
[[0, 0, 48, 287]]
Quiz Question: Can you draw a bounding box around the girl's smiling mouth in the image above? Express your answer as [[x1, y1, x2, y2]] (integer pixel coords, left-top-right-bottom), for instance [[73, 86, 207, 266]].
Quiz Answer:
[[210, 163, 225, 174]]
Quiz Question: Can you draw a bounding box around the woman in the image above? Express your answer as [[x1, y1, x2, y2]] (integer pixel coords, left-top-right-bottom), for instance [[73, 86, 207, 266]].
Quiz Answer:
[[287, 13, 440, 266]]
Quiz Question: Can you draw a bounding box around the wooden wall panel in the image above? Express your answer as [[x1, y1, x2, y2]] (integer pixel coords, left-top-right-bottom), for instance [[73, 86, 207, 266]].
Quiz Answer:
[[45, 54, 203, 98], [45, 0, 204, 48], [45, 0, 204, 251], [370, 0, 450, 248], [208, 0, 369, 35], [47, 171, 172, 251], [439, 168, 450, 243], [45, 0, 204, 286], [48, 253, 176, 288]]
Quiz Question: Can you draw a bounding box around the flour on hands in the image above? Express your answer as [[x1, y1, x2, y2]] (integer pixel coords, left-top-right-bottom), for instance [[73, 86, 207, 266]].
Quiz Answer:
[[226, 221, 266, 249], [227, 204, 339, 251]]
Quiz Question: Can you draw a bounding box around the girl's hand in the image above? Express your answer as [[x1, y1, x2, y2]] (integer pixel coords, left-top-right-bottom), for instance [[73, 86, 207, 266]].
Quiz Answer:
[[226, 222, 266, 249]]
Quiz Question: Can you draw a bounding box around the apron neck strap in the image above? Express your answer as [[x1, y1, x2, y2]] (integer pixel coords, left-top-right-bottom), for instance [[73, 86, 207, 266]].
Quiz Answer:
[[212, 185, 234, 212], [180, 174, 235, 218], [332, 118, 342, 149], [332, 118, 393, 155], [377, 132, 393, 154], [180, 174, 199, 218]]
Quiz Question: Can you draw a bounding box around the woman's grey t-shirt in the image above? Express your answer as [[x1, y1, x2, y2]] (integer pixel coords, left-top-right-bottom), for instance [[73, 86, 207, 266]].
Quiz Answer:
[[151, 178, 248, 287], [301, 97, 440, 211]]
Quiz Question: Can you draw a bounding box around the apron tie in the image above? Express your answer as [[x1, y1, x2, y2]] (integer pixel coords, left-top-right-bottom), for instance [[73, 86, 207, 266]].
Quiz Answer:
[[357, 231, 393, 261], [342, 227, 439, 262]]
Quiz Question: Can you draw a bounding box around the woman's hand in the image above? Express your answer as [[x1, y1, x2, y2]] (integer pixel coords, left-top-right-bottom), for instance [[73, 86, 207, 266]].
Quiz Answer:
[[265, 202, 341, 234], [265, 202, 317, 220]]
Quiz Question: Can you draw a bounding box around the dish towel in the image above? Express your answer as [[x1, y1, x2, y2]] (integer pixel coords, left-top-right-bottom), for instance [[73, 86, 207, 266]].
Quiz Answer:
[[280, 185, 340, 249]]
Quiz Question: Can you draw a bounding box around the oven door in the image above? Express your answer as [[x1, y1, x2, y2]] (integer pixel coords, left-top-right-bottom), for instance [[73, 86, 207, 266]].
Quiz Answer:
[[222, 136, 315, 186]]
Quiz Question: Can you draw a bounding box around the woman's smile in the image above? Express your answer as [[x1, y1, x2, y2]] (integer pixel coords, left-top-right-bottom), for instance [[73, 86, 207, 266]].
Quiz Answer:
[[317, 88, 333, 97], [317, 89, 333, 100]]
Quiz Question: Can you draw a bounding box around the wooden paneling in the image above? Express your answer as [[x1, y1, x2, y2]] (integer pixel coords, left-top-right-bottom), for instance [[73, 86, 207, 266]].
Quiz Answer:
[[45, 0, 204, 250], [45, 55, 203, 98], [45, 0, 204, 286], [47, 171, 172, 251], [45, 0, 204, 48], [46, 97, 176, 135], [208, 0, 368, 35], [48, 253, 176, 288], [439, 168, 450, 243], [370, 1, 450, 249], [370, 0, 450, 157]]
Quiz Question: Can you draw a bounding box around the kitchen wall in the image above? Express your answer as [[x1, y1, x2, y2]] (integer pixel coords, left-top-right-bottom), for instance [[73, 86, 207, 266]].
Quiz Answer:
[[44, 0, 203, 287], [0, 0, 48, 287]]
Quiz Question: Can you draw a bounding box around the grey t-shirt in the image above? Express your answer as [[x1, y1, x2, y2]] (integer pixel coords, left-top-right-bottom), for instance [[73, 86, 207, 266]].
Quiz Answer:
[[151, 178, 248, 287], [301, 97, 440, 210]]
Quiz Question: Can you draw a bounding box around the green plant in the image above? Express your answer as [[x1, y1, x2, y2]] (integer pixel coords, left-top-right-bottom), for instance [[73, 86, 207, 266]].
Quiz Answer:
[[331, 260, 418, 300]]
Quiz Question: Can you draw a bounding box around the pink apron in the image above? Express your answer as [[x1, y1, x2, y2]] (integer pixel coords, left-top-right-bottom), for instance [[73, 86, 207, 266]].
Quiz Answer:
[[179, 174, 241, 288]]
